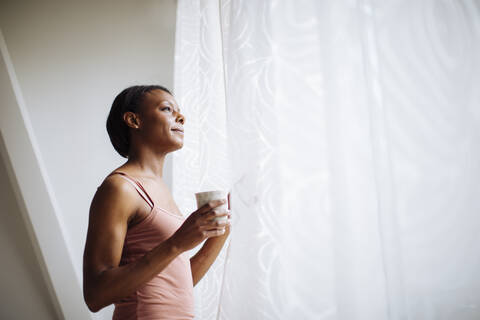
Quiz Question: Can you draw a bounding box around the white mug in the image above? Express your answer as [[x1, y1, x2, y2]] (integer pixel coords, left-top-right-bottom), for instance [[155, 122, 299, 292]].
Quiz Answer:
[[195, 190, 229, 222]]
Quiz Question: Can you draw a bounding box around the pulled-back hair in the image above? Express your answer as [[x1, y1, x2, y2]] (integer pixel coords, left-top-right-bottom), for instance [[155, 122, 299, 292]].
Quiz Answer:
[[106, 85, 172, 158]]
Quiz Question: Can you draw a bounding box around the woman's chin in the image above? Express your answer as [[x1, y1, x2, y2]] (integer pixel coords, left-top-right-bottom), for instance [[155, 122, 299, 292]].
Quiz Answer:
[[173, 141, 184, 150]]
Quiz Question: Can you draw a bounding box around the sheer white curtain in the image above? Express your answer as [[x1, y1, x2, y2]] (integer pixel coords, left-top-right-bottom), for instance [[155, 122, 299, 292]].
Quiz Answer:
[[172, 0, 480, 319]]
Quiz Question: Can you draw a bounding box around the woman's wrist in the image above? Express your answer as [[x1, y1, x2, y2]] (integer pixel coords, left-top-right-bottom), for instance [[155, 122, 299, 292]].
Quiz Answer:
[[165, 236, 183, 255]]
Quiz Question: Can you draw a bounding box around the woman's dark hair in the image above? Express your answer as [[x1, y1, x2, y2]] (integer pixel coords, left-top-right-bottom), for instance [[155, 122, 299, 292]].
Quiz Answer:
[[106, 85, 172, 158]]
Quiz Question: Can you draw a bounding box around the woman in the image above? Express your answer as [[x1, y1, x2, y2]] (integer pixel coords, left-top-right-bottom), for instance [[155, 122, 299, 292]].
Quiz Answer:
[[82, 85, 231, 319]]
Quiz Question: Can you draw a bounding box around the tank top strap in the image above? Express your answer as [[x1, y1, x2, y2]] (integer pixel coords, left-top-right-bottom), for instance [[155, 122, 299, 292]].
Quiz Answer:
[[108, 171, 155, 209]]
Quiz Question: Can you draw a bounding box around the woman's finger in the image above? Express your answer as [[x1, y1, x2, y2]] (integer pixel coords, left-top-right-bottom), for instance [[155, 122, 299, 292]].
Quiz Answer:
[[211, 218, 229, 226], [211, 208, 229, 217], [204, 228, 226, 238], [197, 199, 226, 216], [199, 218, 229, 229]]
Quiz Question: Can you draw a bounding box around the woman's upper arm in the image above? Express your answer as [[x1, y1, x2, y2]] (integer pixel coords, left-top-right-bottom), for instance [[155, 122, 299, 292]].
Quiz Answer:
[[83, 177, 137, 291]]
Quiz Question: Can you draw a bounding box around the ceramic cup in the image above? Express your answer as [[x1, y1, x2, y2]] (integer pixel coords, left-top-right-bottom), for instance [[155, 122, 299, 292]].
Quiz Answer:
[[195, 190, 229, 222]]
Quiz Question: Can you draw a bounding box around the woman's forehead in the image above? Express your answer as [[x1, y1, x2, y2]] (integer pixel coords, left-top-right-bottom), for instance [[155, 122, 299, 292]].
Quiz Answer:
[[145, 89, 179, 109]]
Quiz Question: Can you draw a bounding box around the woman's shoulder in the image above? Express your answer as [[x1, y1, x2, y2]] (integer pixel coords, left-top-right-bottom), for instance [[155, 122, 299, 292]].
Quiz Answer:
[[97, 171, 137, 199], [91, 172, 141, 220]]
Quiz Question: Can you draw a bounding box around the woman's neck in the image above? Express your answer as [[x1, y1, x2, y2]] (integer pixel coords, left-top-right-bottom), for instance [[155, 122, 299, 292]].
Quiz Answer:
[[123, 151, 166, 180]]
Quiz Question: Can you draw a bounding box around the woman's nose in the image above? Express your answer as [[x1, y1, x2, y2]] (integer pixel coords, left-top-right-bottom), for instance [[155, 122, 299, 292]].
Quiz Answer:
[[176, 112, 185, 124]]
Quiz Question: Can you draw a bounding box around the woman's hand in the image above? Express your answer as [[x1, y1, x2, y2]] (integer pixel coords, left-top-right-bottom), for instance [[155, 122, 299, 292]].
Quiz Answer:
[[218, 192, 231, 237], [168, 199, 230, 253]]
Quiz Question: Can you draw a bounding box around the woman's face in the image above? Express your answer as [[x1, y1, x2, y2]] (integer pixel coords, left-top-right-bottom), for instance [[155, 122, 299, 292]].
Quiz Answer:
[[135, 89, 185, 153]]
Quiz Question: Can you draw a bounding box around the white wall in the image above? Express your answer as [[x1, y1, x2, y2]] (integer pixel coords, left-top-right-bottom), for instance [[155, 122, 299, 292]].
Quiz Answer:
[[0, 139, 59, 320], [0, 0, 177, 318]]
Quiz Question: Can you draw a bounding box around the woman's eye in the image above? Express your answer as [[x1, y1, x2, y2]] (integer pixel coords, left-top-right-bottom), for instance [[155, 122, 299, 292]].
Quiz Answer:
[[162, 107, 172, 112]]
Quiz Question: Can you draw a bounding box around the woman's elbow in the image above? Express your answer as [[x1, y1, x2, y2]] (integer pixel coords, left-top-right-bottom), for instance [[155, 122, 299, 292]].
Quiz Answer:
[[84, 295, 97, 313], [84, 287, 103, 313]]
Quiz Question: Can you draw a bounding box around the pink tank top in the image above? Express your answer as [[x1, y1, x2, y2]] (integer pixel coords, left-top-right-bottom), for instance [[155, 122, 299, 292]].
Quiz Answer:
[[108, 171, 195, 320]]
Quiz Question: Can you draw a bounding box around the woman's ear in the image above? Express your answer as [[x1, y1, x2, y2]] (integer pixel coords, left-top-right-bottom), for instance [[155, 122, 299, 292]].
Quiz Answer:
[[123, 112, 140, 129]]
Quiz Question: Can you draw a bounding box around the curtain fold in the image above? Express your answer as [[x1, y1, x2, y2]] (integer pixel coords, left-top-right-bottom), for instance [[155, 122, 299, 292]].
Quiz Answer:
[[173, 1, 480, 319]]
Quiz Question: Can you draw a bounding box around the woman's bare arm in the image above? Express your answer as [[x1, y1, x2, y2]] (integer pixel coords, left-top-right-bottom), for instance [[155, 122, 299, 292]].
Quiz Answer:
[[82, 176, 182, 313], [190, 223, 230, 286], [190, 193, 231, 286]]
